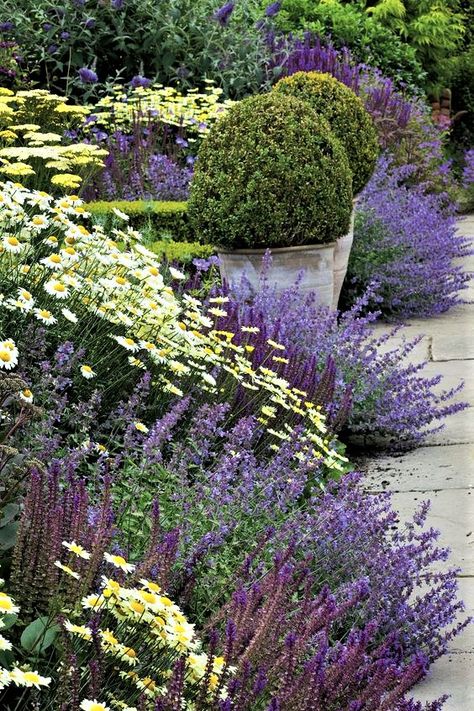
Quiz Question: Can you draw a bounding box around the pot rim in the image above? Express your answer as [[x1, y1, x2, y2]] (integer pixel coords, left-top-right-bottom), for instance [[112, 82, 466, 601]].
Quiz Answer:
[[218, 241, 337, 256]]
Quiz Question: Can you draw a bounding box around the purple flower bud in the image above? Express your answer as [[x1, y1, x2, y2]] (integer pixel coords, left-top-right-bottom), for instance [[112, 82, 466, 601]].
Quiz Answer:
[[47, 44, 58, 54], [111, 0, 124, 9], [213, 2, 235, 26], [60, 31, 70, 40], [43, 23, 53, 31], [78, 67, 98, 84], [84, 18, 95, 29], [265, 1, 281, 17], [129, 74, 151, 89], [0, 22, 14, 32]]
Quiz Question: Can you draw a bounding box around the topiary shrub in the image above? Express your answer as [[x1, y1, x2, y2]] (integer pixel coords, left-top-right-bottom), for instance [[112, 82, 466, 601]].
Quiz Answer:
[[274, 71, 379, 194], [188, 92, 353, 250]]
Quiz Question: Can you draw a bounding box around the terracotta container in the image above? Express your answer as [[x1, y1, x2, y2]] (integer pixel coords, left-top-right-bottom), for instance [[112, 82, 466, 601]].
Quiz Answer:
[[218, 242, 336, 306]]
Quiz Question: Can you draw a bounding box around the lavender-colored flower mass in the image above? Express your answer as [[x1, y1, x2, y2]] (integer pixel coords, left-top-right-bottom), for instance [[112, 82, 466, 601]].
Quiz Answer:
[[463, 148, 474, 188], [265, 1, 281, 17], [346, 155, 472, 319], [0, 21, 14, 32], [78, 66, 98, 83], [129, 74, 151, 88], [213, 2, 235, 26]]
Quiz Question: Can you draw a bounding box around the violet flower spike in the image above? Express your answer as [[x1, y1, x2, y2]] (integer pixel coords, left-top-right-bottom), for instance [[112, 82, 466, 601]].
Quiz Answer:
[[213, 2, 235, 26]]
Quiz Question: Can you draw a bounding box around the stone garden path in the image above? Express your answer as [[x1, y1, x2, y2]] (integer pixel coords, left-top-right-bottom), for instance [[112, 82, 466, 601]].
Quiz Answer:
[[364, 214, 474, 709]]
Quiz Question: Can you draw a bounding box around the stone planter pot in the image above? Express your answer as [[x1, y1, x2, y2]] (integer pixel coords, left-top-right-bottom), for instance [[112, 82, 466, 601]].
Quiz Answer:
[[218, 242, 336, 307], [332, 199, 357, 309]]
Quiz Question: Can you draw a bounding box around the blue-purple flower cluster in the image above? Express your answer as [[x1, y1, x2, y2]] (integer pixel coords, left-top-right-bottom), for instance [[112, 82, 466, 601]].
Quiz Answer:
[[346, 155, 472, 319]]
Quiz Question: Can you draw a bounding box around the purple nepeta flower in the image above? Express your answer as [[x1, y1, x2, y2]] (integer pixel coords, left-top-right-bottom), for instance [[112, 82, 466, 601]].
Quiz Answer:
[[78, 67, 98, 84], [265, 2, 281, 17], [60, 31, 70, 40], [111, 0, 124, 9], [42, 23, 53, 31], [0, 22, 14, 32], [463, 149, 474, 188], [47, 44, 58, 54], [213, 2, 235, 26], [175, 136, 189, 148], [129, 74, 151, 89], [84, 18, 95, 29]]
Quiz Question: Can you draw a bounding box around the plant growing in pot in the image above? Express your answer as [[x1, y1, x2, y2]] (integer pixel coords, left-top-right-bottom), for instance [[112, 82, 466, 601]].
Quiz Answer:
[[274, 71, 379, 307], [187, 92, 353, 304]]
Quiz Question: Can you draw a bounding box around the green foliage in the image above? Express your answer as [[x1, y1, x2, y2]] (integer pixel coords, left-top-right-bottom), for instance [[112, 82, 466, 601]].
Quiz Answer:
[[449, 43, 474, 157], [274, 71, 379, 194], [20, 616, 60, 653], [363, 0, 465, 89], [272, 0, 465, 90], [1, 0, 271, 99], [188, 92, 353, 250], [269, 0, 426, 90], [148, 240, 215, 264], [84, 200, 192, 243]]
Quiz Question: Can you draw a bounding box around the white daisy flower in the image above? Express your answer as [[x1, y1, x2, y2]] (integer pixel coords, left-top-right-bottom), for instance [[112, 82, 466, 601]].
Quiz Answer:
[[44, 279, 69, 299], [34, 308, 57, 325], [0, 340, 18, 370], [169, 266, 186, 280], [112, 207, 129, 222], [3, 236, 23, 253], [19, 388, 33, 403], [104, 552, 135, 574], [40, 253, 64, 269], [111, 335, 140, 352], [61, 307, 78, 323], [80, 364, 96, 380]]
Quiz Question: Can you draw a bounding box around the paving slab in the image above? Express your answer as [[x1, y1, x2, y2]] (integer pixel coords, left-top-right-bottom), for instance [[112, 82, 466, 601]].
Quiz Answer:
[[423, 409, 474, 446], [412, 652, 474, 710], [390, 489, 474, 574], [421, 359, 473, 404], [364, 443, 474, 492], [451, 577, 474, 654]]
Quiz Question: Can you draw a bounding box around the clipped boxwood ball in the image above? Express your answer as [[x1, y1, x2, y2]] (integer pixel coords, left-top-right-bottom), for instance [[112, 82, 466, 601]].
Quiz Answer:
[[274, 71, 379, 195], [188, 93, 353, 250]]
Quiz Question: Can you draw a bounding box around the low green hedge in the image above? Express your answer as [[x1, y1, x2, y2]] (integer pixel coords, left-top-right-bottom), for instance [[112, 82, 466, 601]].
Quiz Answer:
[[84, 200, 191, 242], [148, 240, 215, 264]]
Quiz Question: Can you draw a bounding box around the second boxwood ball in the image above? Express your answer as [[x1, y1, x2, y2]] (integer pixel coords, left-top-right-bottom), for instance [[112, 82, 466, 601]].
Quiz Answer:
[[188, 92, 353, 250], [274, 71, 379, 195]]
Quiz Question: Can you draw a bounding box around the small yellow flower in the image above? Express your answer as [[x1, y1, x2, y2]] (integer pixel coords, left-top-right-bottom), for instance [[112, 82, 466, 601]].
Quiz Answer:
[[134, 421, 149, 434]]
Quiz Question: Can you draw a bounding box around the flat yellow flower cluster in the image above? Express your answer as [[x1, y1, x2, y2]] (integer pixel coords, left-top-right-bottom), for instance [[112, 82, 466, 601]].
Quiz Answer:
[[0, 580, 51, 692], [87, 82, 233, 138], [59, 544, 231, 709], [0, 180, 345, 472], [0, 89, 106, 190]]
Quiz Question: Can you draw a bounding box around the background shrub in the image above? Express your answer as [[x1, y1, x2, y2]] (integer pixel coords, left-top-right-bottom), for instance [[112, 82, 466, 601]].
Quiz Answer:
[[0, 0, 271, 99], [188, 92, 353, 249], [274, 70, 379, 194], [267, 0, 427, 90], [270, 0, 465, 91]]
